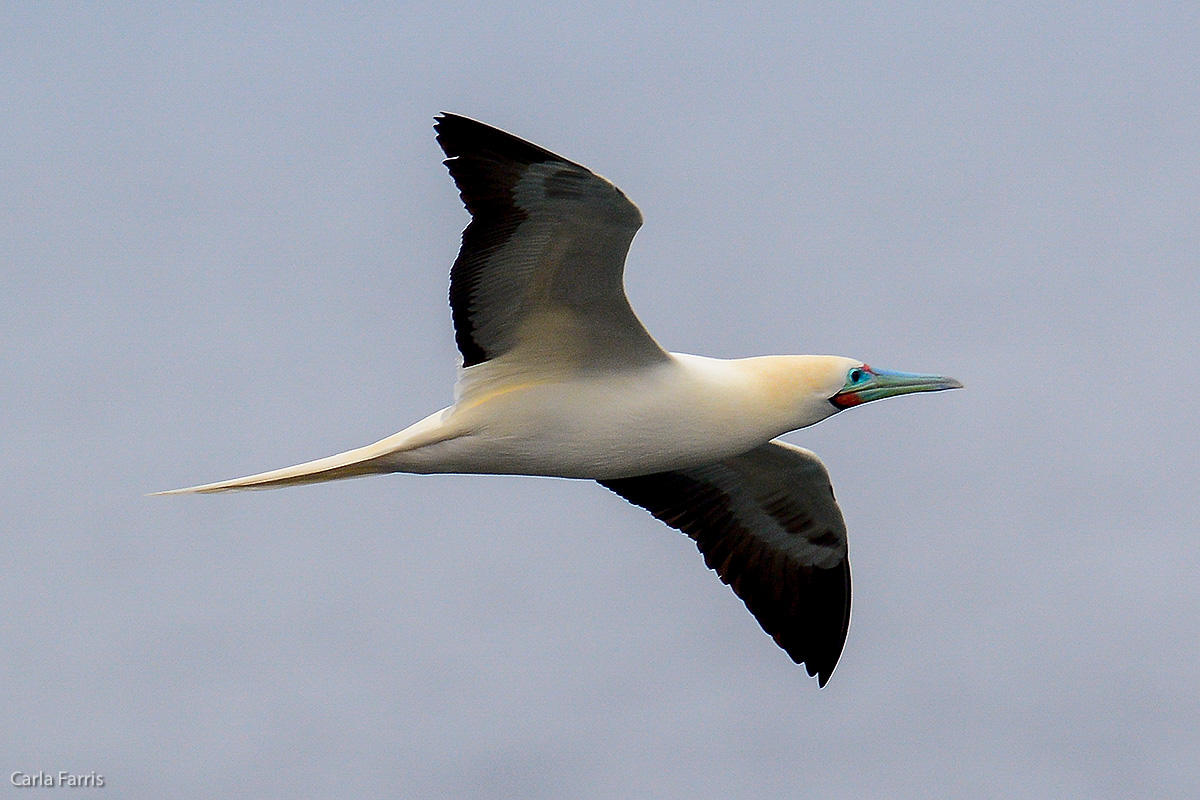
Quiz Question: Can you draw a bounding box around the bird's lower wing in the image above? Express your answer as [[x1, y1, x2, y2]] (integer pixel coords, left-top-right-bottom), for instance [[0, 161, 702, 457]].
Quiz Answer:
[[600, 441, 851, 686]]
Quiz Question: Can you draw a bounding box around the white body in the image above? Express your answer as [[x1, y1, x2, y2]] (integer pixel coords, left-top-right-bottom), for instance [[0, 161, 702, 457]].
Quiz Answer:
[[161, 353, 857, 494], [390, 353, 852, 479]]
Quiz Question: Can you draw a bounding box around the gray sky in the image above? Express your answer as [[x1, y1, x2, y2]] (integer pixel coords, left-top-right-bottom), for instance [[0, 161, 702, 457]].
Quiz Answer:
[[3, 3, 1198, 798]]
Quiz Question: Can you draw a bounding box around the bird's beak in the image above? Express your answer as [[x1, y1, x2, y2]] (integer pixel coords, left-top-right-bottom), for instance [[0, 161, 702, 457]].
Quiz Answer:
[[831, 369, 963, 409]]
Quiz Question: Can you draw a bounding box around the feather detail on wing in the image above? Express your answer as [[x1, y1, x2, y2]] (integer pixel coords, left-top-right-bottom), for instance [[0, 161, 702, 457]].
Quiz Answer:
[[435, 114, 669, 376], [600, 441, 851, 686]]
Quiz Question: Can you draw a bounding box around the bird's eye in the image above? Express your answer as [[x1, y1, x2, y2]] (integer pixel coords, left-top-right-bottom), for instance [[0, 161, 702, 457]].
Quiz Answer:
[[849, 368, 868, 385]]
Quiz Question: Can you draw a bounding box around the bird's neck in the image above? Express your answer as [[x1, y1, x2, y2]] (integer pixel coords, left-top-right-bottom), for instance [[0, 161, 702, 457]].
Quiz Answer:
[[730, 355, 842, 434]]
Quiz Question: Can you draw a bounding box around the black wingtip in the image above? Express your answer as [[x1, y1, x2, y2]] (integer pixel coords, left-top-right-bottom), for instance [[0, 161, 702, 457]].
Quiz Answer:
[[816, 663, 835, 688], [433, 112, 568, 166], [794, 644, 836, 688]]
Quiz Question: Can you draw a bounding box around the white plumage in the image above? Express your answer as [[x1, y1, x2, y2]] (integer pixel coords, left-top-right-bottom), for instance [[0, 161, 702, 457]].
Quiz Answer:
[[159, 114, 961, 686]]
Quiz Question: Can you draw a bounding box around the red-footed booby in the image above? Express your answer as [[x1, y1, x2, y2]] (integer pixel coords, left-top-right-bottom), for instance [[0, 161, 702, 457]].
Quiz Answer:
[[159, 114, 961, 686]]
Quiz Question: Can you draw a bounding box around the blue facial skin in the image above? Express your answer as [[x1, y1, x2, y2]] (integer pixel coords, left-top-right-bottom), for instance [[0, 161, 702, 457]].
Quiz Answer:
[[830, 366, 962, 409]]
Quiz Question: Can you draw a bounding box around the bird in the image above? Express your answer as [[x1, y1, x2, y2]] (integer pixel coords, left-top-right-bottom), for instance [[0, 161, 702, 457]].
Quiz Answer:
[[159, 113, 961, 686]]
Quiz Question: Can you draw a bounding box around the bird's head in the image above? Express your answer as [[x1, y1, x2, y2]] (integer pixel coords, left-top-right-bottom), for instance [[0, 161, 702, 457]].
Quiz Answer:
[[753, 355, 962, 431], [827, 361, 963, 410]]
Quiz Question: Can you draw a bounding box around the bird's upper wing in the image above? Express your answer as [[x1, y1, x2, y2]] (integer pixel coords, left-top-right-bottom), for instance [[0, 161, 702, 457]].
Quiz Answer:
[[435, 113, 670, 374], [600, 441, 851, 686]]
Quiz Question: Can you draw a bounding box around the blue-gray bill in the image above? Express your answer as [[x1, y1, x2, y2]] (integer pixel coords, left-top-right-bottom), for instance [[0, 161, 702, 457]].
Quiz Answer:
[[831, 367, 963, 409]]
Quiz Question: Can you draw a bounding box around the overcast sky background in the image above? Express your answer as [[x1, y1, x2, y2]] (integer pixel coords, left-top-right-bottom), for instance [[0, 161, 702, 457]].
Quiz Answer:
[[3, 3, 1198, 798]]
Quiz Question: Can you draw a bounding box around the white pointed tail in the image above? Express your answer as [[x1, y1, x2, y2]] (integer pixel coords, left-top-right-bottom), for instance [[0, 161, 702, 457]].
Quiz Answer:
[[152, 408, 459, 495]]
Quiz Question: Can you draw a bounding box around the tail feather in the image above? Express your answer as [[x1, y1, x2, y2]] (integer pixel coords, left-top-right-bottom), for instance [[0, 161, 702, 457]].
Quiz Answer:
[[151, 444, 394, 495], [152, 409, 458, 495]]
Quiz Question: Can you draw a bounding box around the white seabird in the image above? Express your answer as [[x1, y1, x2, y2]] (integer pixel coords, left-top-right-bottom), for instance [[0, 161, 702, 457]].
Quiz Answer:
[[160, 114, 961, 686]]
